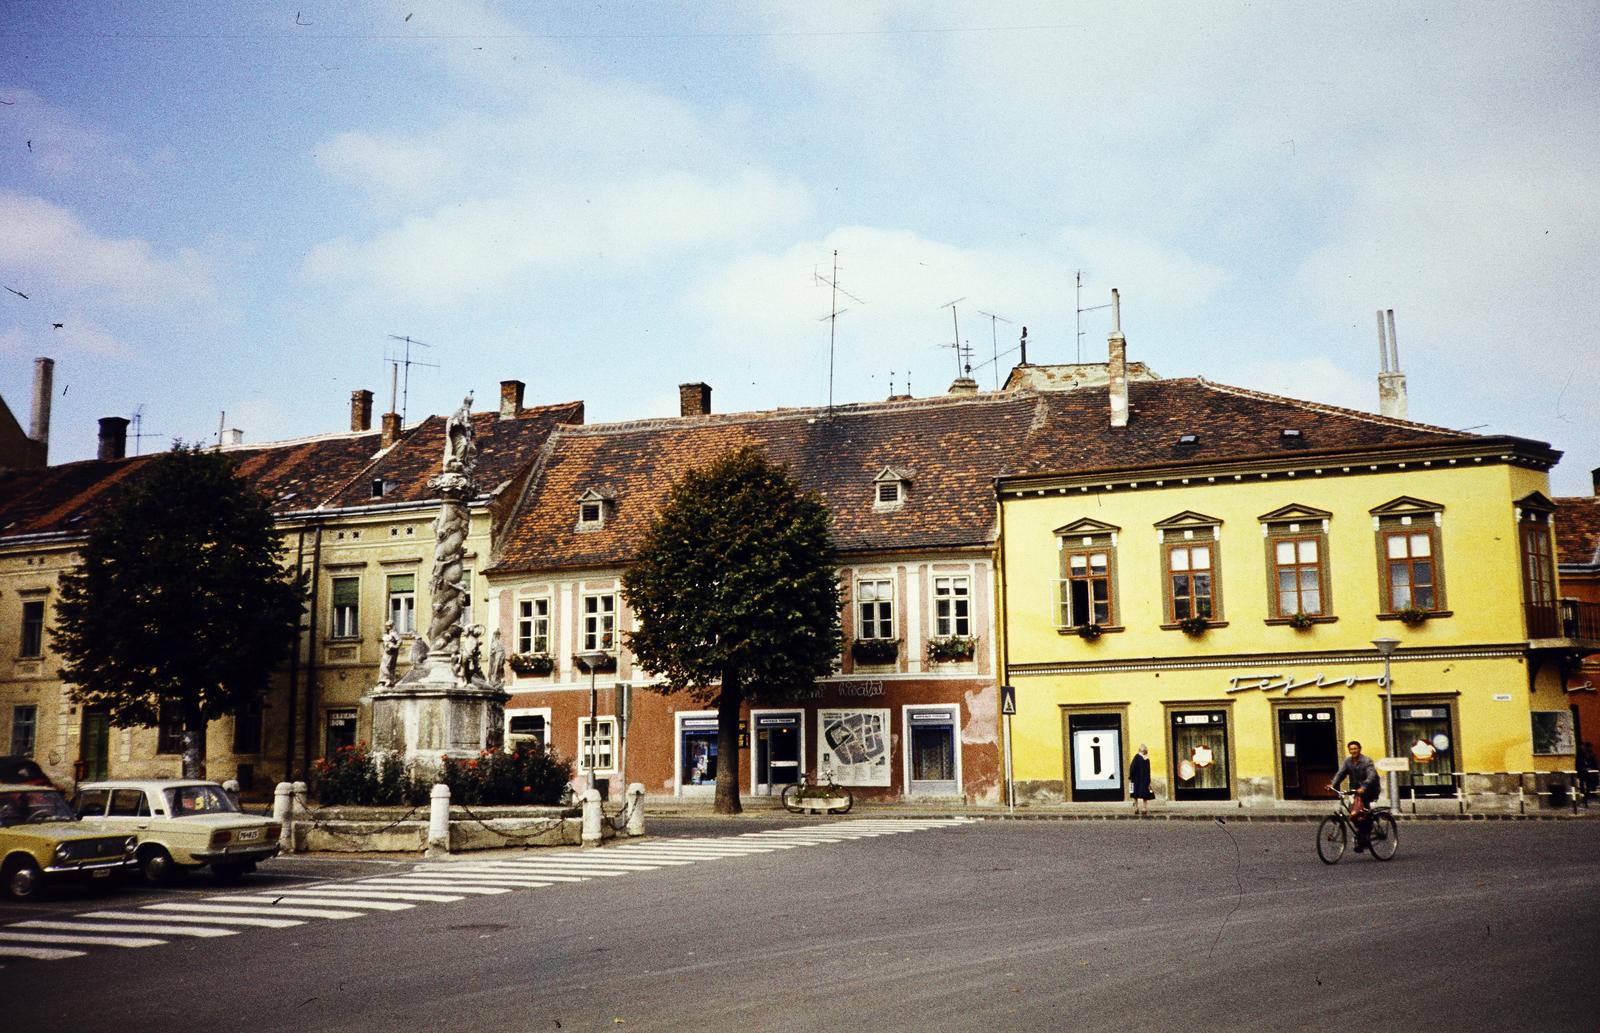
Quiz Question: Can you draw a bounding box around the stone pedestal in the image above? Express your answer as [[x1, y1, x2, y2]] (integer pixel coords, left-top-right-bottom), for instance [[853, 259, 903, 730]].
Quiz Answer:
[[369, 656, 507, 770]]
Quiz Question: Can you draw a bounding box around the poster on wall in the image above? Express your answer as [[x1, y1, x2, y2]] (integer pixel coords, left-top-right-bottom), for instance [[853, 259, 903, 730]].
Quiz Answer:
[[1072, 727, 1122, 791], [819, 708, 891, 786], [1531, 710, 1576, 755]]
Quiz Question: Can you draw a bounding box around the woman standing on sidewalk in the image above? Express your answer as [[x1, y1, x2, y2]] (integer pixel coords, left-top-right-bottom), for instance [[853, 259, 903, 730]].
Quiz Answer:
[[1129, 744, 1154, 815]]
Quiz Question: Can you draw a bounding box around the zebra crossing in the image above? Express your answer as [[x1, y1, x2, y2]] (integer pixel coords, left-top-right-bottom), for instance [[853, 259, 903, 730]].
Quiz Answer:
[[0, 818, 975, 964]]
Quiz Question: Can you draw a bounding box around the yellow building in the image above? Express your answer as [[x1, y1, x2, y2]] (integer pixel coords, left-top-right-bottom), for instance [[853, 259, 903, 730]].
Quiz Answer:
[[998, 331, 1595, 809]]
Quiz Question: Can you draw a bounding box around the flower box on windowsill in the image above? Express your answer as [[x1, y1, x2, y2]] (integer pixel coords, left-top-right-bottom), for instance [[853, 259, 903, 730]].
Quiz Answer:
[[1377, 609, 1452, 624], [925, 636, 977, 664], [507, 652, 555, 677], [1177, 615, 1211, 636], [1076, 623, 1104, 641], [851, 638, 900, 665]]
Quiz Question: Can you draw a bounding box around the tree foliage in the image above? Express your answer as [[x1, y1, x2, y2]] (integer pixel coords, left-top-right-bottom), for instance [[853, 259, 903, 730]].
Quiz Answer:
[[53, 444, 304, 776], [622, 447, 842, 813]]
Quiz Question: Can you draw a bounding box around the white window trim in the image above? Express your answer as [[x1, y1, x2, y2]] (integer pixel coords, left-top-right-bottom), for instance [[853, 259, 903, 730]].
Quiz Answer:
[[517, 596, 552, 655], [581, 592, 617, 653], [931, 574, 973, 639], [505, 706, 552, 751], [856, 577, 896, 640], [674, 710, 718, 796], [901, 704, 964, 796], [748, 708, 807, 795], [577, 716, 619, 774]]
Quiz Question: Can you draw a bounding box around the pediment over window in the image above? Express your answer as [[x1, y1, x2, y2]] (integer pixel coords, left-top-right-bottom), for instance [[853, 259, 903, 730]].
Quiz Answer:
[[873, 467, 912, 508], [1053, 517, 1121, 537], [873, 466, 914, 483], [576, 486, 616, 530], [1154, 510, 1224, 530], [1257, 503, 1333, 524], [1369, 496, 1444, 516], [1515, 491, 1555, 513]]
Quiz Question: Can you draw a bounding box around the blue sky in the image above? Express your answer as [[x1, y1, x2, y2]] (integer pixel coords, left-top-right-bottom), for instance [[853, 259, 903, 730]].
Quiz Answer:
[[3, 1, 1597, 494]]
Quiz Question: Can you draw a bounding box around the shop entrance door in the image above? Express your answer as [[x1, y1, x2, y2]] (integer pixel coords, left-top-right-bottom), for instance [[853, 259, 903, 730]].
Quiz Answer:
[[907, 706, 959, 797], [1394, 704, 1455, 798], [1067, 713, 1123, 802], [80, 707, 110, 782], [753, 712, 801, 795], [1171, 710, 1232, 801], [1278, 707, 1338, 800]]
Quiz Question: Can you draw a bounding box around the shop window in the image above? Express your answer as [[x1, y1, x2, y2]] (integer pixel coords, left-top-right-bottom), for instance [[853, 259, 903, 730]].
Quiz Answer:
[[582, 593, 616, 652], [1394, 704, 1456, 798], [517, 598, 550, 654], [681, 716, 718, 786], [330, 577, 360, 638], [387, 573, 416, 635], [857, 578, 895, 639], [1054, 519, 1119, 630], [507, 713, 547, 752], [932, 576, 970, 637], [19, 599, 45, 658], [578, 717, 618, 773], [325, 708, 358, 757], [1260, 505, 1333, 620], [9, 705, 37, 757], [1170, 709, 1230, 801]]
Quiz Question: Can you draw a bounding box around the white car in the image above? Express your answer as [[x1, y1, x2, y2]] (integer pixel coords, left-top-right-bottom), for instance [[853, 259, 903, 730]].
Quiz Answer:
[[74, 779, 280, 883]]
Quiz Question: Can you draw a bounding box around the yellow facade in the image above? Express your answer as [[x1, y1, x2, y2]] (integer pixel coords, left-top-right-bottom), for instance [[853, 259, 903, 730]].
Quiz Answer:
[[1000, 456, 1575, 805]]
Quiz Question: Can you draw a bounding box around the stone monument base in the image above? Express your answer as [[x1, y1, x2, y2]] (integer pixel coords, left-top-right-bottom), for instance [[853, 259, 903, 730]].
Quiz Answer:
[[367, 655, 507, 771]]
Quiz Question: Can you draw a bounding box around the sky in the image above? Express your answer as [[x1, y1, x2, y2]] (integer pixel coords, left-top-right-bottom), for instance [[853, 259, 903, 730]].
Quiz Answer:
[[2, 1, 1597, 494]]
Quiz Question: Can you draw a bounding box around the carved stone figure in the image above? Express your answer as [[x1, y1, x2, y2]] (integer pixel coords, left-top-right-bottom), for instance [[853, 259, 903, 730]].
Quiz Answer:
[[455, 623, 483, 681], [486, 628, 506, 689], [443, 393, 477, 474], [409, 633, 429, 666], [378, 619, 401, 685]]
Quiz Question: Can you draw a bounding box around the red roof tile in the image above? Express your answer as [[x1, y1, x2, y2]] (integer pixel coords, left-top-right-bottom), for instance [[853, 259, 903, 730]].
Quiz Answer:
[[1556, 496, 1600, 568]]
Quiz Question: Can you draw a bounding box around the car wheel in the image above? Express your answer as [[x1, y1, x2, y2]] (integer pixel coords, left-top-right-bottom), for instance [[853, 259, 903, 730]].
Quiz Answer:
[[2, 856, 45, 901], [139, 845, 177, 884], [211, 862, 247, 883]]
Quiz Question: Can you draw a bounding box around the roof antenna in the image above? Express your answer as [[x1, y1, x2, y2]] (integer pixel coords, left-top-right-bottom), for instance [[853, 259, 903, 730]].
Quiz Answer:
[[386, 334, 439, 425], [130, 404, 164, 456], [815, 251, 864, 419], [1075, 271, 1111, 364], [976, 309, 1012, 390], [940, 297, 966, 376]]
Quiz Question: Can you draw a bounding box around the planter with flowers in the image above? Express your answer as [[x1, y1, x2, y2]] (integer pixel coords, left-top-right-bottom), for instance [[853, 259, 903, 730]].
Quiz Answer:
[[1178, 614, 1211, 637], [1396, 607, 1429, 627], [926, 636, 977, 664], [1287, 611, 1316, 631], [851, 638, 900, 665], [1076, 623, 1104, 642], [507, 652, 555, 677]]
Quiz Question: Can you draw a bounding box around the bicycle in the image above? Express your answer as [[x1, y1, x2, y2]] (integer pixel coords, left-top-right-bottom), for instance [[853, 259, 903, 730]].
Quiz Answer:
[[1316, 786, 1398, 864], [780, 770, 854, 814]]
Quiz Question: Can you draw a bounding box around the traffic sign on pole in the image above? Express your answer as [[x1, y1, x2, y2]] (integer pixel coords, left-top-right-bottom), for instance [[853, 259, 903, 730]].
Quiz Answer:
[[1000, 684, 1016, 715]]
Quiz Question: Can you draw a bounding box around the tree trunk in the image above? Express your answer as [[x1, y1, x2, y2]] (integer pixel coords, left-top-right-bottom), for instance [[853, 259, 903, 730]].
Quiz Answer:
[[181, 713, 207, 780], [714, 671, 742, 815]]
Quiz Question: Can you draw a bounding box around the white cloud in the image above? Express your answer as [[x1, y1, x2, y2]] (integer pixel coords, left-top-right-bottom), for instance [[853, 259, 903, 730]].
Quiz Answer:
[[1056, 228, 1231, 311]]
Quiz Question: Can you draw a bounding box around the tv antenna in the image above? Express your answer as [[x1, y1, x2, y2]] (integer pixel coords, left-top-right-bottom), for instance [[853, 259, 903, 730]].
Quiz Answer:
[[976, 309, 1012, 390], [385, 335, 438, 425], [1075, 271, 1111, 363], [130, 404, 165, 455], [940, 298, 967, 377], [815, 251, 864, 417]]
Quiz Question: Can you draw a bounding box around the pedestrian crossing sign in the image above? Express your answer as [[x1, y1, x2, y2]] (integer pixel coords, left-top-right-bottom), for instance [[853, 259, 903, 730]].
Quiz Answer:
[[1000, 684, 1016, 715]]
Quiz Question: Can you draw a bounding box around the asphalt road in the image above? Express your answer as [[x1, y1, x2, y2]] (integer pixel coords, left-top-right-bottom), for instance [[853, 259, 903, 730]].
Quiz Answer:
[[4, 816, 1597, 1033]]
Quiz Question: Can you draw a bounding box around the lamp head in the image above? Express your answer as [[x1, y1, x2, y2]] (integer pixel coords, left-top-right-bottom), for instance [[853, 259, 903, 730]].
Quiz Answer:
[[1371, 637, 1400, 657], [576, 650, 609, 672]]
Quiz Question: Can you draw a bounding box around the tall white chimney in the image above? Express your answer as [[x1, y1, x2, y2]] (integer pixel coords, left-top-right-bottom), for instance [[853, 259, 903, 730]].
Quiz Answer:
[[1377, 308, 1408, 419], [1108, 289, 1129, 428], [30, 357, 53, 462]]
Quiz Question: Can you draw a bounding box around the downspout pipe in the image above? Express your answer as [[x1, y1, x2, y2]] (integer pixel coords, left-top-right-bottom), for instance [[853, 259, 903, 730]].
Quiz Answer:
[[994, 475, 1013, 808]]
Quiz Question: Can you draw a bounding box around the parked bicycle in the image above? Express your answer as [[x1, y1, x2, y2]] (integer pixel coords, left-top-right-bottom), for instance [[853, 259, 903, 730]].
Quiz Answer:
[[780, 770, 854, 814], [1316, 785, 1398, 863]]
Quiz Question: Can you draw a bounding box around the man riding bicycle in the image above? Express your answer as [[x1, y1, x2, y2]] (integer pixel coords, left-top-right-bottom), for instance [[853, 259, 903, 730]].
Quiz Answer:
[[1330, 740, 1381, 852]]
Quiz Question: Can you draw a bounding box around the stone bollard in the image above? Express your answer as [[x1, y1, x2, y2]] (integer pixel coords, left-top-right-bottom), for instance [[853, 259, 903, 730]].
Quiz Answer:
[[291, 781, 308, 853], [626, 783, 646, 837], [581, 788, 602, 847], [426, 783, 451, 857], [274, 782, 294, 852]]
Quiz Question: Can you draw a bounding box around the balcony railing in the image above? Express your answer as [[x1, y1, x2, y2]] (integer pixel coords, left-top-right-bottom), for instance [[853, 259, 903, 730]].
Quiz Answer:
[[1526, 598, 1600, 641]]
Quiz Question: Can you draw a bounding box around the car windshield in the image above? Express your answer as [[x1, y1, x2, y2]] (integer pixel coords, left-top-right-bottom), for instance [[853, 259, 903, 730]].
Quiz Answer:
[[0, 788, 78, 826], [163, 785, 239, 815]]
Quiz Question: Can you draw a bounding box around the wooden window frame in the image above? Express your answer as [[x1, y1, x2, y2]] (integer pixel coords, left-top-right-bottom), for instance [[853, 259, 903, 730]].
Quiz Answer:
[[1161, 533, 1221, 625], [582, 593, 616, 653], [1060, 545, 1115, 628], [857, 578, 896, 640], [1379, 524, 1442, 613], [932, 575, 970, 638], [517, 597, 551, 655], [18, 599, 45, 658]]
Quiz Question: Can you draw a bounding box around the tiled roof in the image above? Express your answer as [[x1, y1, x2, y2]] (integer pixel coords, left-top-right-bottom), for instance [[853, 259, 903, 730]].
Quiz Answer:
[[1556, 496, 1600, 568], [0, 401, 582, 542], [1006, 377, 1498, 477], [490, 393, 1043, 574]]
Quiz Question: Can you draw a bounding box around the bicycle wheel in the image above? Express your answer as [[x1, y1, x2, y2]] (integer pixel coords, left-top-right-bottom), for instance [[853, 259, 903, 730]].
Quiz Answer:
[[1316, 815, 1347, 864], [780, 783, 805, 814], [1367, 813, 1398, 860], [837, 786, 854, 814]]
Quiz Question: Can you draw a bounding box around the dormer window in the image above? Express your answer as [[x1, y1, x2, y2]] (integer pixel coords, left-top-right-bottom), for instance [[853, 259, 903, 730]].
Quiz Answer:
[[1178, 433, 1199, 445], [1280, 428, 1304, 441], [873, 466, 912, 512], [371, 478, 386, 499], [576, 487, 613, 531]]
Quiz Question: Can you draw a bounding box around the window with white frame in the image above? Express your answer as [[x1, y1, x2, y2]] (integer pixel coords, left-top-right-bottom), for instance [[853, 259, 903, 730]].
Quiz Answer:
[[857, 578, 895, 639], [517, 598, 550, 654], [583, 593, 616, 652], [387, 573, 417, 635], [578, 716, 618, 772], [933, 576, 971, 637], [330, 577, 360, 638]]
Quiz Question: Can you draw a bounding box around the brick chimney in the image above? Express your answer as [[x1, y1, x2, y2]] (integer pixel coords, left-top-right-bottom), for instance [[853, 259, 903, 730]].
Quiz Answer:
[[98, 416, 129, 460], [500, 380, 525, 420], [679, 382, 711, 417], [350, 389, 373, 432], [30, 357, 53, 463], [948, 375, 979, 395], [1591, 466, 1598, 497], [1107, 288, 1129, 429], [381, 412, 402, 448], [1376, 309, 1409, 420]]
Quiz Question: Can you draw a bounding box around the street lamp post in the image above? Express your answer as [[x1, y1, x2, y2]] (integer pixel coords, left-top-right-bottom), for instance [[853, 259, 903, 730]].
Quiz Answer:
[[576, 651, 609, 792], [1372, 637, 1400, 813]]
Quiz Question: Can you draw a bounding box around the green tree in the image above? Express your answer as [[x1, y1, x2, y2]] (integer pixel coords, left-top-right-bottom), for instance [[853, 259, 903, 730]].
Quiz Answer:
[[53, 444, 304, 778], [622, 448, 842, 814]]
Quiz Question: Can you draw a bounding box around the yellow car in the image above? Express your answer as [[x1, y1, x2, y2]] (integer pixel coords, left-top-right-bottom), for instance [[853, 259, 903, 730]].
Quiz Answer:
[[74, 779, 281, 884], [0, 783, 138, 900]]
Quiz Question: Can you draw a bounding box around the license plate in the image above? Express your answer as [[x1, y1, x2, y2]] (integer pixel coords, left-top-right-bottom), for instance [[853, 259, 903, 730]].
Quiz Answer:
[[90, 868, 111, 879], [237, 829, 260, 842]]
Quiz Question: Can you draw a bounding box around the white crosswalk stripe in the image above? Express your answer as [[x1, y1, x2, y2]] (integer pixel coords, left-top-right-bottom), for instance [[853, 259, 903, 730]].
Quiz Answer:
[[0, 818, 976, 966]]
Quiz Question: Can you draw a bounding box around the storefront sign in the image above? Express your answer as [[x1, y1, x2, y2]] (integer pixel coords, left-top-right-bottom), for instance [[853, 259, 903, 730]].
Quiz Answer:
[[1227, 672, 1388, 696], [837, 681, 887, 697]]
